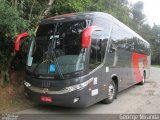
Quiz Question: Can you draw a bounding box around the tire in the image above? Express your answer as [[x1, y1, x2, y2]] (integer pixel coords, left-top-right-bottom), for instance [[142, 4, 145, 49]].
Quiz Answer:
[[138, 72, 146, 85], [102, 80, 117, 104]]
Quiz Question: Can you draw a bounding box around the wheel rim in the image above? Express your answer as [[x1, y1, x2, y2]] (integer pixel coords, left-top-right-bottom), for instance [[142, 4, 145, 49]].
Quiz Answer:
[[108, 83, 115, 100]]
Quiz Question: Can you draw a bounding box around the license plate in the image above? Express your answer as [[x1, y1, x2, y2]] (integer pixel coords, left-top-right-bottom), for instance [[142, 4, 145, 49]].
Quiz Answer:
[[41, 96, 53, 102]]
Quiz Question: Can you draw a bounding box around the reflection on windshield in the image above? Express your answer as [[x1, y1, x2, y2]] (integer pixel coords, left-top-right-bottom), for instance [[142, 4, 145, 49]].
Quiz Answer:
[[27, 20, 89, 77]]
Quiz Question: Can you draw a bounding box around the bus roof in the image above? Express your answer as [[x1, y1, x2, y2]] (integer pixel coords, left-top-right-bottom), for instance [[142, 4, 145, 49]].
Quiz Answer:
[[41, 12, 95, 24], [41, 12, 113, 24], [40, 12, 149, 45]]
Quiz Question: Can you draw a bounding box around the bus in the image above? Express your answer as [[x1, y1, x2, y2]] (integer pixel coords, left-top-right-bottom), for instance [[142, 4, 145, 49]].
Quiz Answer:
[[15, 12, 151, 107]]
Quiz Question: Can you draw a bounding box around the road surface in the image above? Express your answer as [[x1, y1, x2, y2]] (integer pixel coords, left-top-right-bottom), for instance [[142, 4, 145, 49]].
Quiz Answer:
[[17, 67, 160, 114]]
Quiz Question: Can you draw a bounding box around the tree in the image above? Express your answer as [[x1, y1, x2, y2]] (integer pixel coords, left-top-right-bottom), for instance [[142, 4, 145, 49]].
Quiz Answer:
[[131, 1, 146, 28], [150, 24, 160, 64], [0, 0, 28, 85]]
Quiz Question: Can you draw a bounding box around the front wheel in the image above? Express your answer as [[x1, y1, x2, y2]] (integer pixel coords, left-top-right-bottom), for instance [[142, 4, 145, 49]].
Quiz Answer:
[[102, 80, 117, 104]]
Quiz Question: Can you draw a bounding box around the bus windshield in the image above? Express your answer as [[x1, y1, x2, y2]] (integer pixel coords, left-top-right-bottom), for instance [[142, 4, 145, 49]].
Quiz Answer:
[[27, 20, 90, 78]]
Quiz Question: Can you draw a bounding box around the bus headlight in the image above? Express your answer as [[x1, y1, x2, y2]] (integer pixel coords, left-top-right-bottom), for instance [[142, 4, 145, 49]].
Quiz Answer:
[[24, 81, 31, 87], [64, 78, 93, 92]]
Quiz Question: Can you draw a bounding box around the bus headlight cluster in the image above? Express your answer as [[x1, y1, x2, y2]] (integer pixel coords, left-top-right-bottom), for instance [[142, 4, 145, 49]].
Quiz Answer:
[[24, 81, 31, 87], [64, 78, 93, 93]]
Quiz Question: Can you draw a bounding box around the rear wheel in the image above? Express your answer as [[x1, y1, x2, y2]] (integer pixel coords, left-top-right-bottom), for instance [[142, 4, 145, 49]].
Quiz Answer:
[[102, 80, 117, 104]]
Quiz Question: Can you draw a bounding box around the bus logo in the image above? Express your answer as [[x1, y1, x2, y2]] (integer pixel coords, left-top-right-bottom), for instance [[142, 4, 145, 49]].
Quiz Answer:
[[43, 88, 49, 93]]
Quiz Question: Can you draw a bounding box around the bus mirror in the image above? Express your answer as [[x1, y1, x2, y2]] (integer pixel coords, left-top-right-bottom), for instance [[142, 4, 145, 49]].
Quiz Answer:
[[15, 32, 29, 52], [82, 26, 93, 48], [82, 26, 103, 48]]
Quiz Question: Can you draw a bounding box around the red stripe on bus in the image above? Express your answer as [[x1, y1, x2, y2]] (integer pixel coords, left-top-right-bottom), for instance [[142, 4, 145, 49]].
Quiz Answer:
[[132, 53, 147, 83]]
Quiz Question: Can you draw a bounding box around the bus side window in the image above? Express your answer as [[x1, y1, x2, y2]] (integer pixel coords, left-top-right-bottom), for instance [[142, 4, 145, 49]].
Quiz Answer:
[[135, 38, 144, 54], [89, 31, 104, 70], [109, 23, 122, 51]]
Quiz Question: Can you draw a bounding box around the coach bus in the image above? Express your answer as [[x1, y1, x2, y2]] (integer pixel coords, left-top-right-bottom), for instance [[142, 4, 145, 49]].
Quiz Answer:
[[15, 12, 151, 107]]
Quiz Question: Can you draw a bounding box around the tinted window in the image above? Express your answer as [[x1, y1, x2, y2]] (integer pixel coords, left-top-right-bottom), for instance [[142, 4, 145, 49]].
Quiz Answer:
[[111, 23, 134, 50], [111, 23, 150, 55], [135, 39, 150, 55], [89, 31, 107, 70]]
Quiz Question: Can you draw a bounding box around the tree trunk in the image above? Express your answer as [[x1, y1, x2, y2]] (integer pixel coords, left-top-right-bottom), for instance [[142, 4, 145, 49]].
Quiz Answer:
[[0, 70, 9, 86], [0, 71, 4, 86], [43, 0, 54, 17], [29, 0, 36, 22], [0, 52, 15, 86], [11, 0, 18, 8]]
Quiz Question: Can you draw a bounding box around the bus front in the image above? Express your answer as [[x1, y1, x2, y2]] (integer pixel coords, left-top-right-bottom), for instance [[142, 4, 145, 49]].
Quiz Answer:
[[24, 16, 95, 107]]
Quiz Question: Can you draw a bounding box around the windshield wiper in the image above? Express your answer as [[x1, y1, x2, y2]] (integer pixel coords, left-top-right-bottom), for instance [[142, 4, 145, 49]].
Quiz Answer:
[[46, 23, 64, 79], [31, 23, 64, 79]]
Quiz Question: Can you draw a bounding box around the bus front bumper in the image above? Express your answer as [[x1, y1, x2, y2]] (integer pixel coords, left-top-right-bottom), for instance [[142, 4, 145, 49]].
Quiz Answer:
[[24, 81, 91, 108]]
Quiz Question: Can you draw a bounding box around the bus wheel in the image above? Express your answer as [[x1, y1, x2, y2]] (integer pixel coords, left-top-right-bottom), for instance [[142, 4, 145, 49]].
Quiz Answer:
[[138, 72, 146, 85], [102, 80, 117, 104]]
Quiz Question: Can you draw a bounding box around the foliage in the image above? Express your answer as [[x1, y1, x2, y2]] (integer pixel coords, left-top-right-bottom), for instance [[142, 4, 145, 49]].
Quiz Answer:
[[131, 1, 146, 25], [0, 0, 28, 84], [149, 25, 160, 64]]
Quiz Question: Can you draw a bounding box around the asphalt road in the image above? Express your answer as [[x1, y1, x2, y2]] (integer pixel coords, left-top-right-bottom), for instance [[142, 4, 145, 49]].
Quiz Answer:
[[17, 67, 160, 114]]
